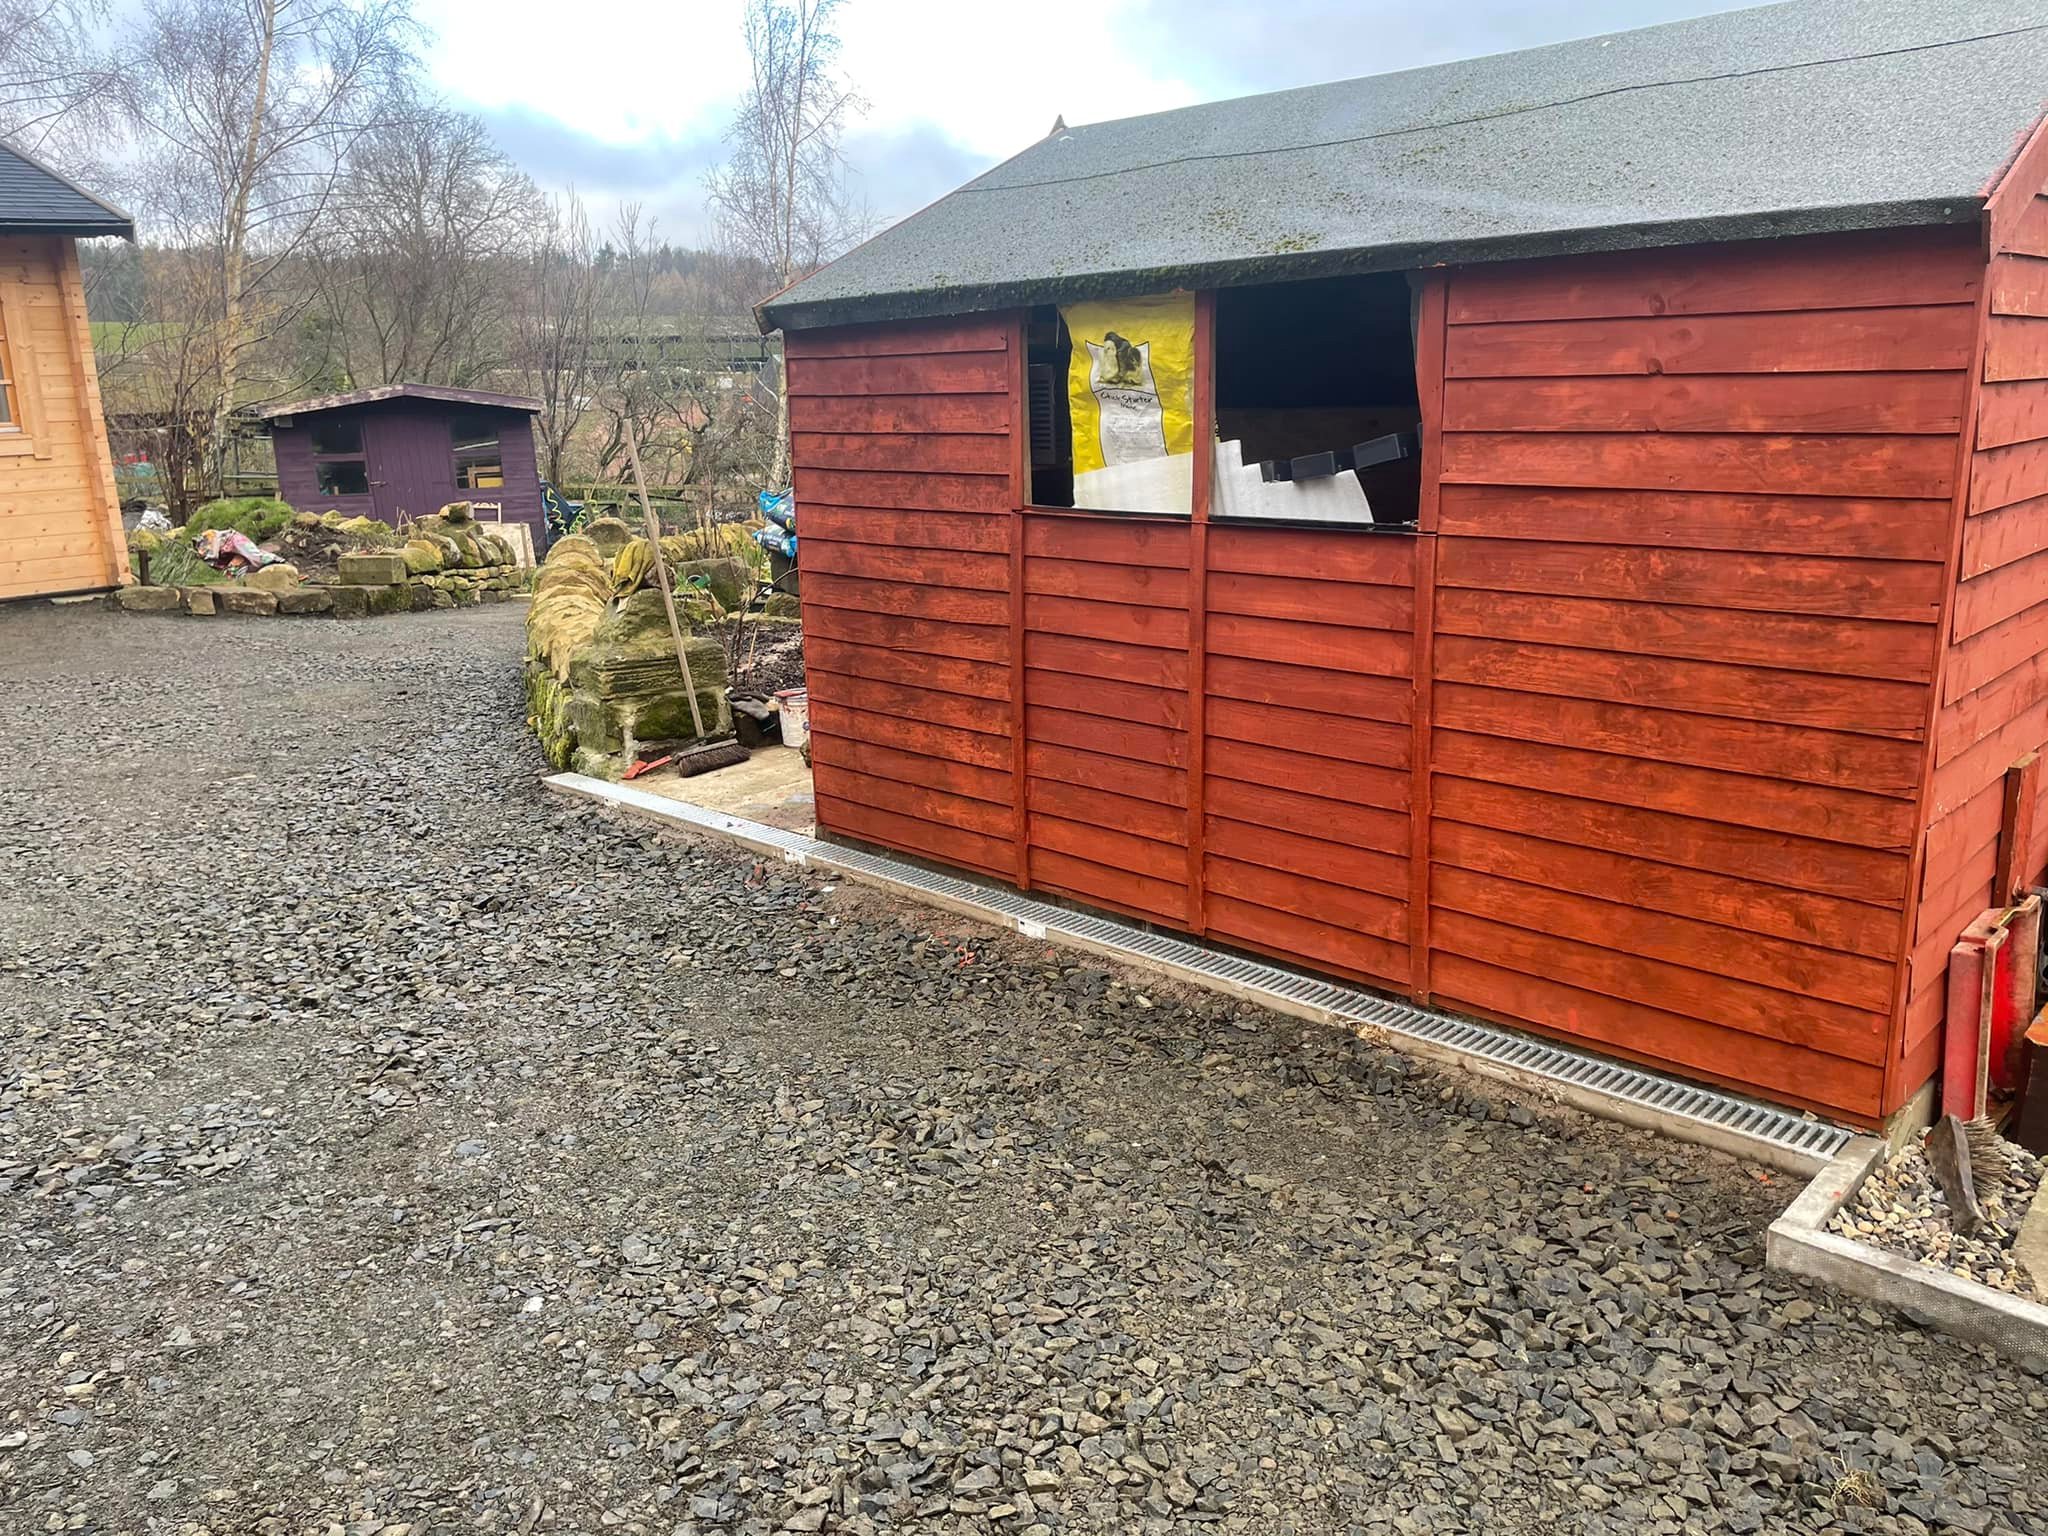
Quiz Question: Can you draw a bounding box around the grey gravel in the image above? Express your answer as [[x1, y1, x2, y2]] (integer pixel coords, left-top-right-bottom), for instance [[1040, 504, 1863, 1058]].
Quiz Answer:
[[1831, 1139, 2047, 1300], [3, 601, 2048, 1536]]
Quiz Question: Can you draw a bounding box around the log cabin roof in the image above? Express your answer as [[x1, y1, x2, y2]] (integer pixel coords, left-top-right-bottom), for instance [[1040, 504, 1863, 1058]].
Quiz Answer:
[[0, 141, 132, 238], [259, 383, 543, 420], [759, 0, 2048, 333]]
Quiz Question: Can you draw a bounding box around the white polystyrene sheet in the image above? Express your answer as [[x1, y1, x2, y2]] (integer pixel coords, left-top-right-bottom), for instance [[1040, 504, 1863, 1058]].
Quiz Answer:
[[1211, 439, 1373, 523], [1072, 451, 1194, 515]]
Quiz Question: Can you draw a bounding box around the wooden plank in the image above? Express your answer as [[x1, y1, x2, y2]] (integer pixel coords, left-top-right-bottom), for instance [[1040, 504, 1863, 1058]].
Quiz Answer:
[[1432, 956, 1882, 1118], [1443, 372, 1965, 435], [814, 736, 1013, 806], [1951, 549, 2048, 640], [812, 763, 1013, 838], [1022, 513, 1190, 568], [1999, 754, 2042, 905], [1027, 742, 1186, 809], [1023, 667, 1187, 730], [1028, 847, 1187, 925], [1990, 255, 2048, 318], [1008, 314, 1030, 891], [1435, 682, 1923, 797], [815, 794, 1012, 878], [1432, 908, 1885, 1060], [1205, 814, 1408, 899], [1432, 819, 1896, 958], [792, 466, 1010, 514], [1446, 228, 1981, 323], [1206, 612, 1412, 679], [1204, 696, 1409, 770], [784, 317, 1010, 358], [788, 391, 1011, 436], [797, 695, 998, 779], [1028, 776, 1187, 846], [808, 668, 1010, 735], [1968, 437, 2048, 515], [792, 429, 1011, 476], [1024, 592, 1188, 649], [1205, 738, 1410, 813], [805, 638, 1010, 701], [1205, 896, 1409, 989], [796, 504, 1011, 552], [1439, 430, 1955, 501], [1959, 492, 2048, 578], [1432, 729, 1914, 849], [802, 538, 1009, 592], [1025, 703, 1185, 769], [1434, 636, 1931, 738], [1443, 306, 1976, 378], [1024, 630, 1187, 690], [1432, 864, 1895, 1012], [1203, 653, 1411, 723], [804, 604, 1007, 663], [803, 571, 1007, 626], [1030, 812, 1186, 883], [1984, 316, 2048, 382], [1938, 650, 2048, 767], [1204, 569, 1413, 631], [1205, 523, 1415, 584], [1024, 554, 1189, 609], [1436, 537, 1943, 623], [1931, 699, 2048, 820], [1203, 775, 1409, 857], [1206, 856, 1406, 942], [1944, 600, 2048, 703], [54, 241, 119, 586], [784, 351, 1009, 397], [1975, 382, 2048, 450], [1432, 775, 1909, 902], [1187, 290, 1215, 934]]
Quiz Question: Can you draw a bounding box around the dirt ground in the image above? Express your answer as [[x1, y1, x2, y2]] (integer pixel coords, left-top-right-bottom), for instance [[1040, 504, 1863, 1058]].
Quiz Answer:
[[2, 601, 2045, 1536]]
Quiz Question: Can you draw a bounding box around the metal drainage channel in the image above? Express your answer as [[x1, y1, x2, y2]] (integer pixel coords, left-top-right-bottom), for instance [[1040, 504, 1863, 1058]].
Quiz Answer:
[[555, 774, 1855, 1169]]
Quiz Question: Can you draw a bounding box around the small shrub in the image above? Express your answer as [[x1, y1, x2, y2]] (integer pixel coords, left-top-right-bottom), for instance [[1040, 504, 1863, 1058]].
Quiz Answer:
[[132, 531, 220, 587], [190, 496, 297, 543]]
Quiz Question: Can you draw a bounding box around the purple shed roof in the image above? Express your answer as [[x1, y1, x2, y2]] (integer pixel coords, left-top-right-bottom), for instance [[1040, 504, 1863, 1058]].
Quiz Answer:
[[260, 383, 542, 419]]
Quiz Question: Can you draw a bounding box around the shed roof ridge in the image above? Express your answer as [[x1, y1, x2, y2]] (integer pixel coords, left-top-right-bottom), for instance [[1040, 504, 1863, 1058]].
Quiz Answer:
[[974, 21, 2048, 198]]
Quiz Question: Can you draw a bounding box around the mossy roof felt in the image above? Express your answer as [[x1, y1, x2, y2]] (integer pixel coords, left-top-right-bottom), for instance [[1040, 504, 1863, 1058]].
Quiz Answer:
[[758, 0, 2048, 333]]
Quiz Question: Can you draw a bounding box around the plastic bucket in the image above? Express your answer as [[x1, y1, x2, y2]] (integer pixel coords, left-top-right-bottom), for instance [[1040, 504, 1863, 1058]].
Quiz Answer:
[[775, 687, 810, 750]]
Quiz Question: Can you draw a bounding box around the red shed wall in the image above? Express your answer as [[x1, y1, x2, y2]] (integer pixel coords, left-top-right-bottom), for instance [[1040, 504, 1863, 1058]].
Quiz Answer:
[[786, 226, 1986, 1126], [1912, 144, 2048, 1099]]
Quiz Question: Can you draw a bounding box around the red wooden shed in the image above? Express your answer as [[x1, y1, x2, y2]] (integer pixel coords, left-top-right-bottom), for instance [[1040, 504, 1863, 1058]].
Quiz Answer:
[[757, 0, 2048, 1130]]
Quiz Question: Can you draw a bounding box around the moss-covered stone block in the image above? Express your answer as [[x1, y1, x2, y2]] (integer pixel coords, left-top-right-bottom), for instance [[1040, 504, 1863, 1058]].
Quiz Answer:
[[278, 588, 335, 615], [327, 584, 369, 618], [339, 552, 407, 585], [246, 562, 302, 592], [581, 517, 634, 559], [400, 538, 444, 575], [364, 584, 411, 616]]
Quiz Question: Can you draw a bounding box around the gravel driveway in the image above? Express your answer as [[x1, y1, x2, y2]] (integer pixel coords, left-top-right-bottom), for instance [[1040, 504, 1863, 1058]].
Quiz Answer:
[[3, 602, 2045, 1536]]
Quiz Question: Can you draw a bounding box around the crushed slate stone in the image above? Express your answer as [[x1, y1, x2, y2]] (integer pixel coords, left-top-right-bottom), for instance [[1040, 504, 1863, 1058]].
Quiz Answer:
[[3, 602, 2048, 1536], [1830, 1139, 2047, 1301]]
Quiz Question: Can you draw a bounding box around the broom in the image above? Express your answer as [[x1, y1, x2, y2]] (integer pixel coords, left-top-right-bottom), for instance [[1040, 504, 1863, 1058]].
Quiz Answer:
[[624, 418, 746, 778]]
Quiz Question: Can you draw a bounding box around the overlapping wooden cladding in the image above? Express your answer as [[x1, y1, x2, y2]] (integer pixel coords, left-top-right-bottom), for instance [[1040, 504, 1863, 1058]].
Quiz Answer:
[[787, 318, 1019, 879], [787, 225, 2006, 1126], [1434, 228, 1975, 1122], [1909, 174, 2048, 1102]]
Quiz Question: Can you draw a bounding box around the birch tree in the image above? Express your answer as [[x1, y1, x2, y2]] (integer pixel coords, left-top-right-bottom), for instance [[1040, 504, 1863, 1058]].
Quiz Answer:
[[705, 0, 866, 486]]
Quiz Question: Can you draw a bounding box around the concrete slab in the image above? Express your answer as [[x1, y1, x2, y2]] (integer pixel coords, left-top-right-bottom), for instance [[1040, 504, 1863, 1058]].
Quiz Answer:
[[1768, 1139, 2048, 1361], [626, 744, 814, 833]]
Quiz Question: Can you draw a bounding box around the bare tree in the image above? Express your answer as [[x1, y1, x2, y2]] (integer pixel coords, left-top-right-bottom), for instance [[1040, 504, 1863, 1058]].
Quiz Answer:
[[116, 0, 418, 499], [515, 192, 607, 488], [0, 0, 121, 161], [705, 0, 866, 485], [309, 99, 541, 387]]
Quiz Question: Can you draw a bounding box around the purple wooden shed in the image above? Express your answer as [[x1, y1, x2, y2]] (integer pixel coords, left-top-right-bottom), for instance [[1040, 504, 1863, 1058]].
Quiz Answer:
[[260, 384, 544, 536]]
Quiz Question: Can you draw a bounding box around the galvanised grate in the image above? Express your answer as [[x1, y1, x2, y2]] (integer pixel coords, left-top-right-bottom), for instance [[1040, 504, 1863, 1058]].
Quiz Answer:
[[559, 775, 1855, 1167]]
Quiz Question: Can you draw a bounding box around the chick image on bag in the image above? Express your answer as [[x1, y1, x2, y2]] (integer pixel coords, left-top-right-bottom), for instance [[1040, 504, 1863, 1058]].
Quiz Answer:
[[1062, 294, 1196, 513]]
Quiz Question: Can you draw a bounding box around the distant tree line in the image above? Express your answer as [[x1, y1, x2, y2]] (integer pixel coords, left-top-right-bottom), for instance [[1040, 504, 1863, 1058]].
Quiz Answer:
[[0, 0, 867, 520]]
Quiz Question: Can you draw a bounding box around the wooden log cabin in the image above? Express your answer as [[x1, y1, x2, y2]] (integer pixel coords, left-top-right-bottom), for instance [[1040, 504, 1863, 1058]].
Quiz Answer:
[[0, 142, 131, 600], [757, 0, 2048, 1130]]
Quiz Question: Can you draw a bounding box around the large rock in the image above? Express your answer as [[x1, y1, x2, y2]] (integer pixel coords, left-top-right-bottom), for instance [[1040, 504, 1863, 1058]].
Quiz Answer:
[[182, 587, 217, 616], [115, 585, 181, 613], [339, 551, 408, 585], [400, 539, 445, 575], [215, 588, 278, 616], [246, 562, 302, 592], [277, 588, 335, 615]]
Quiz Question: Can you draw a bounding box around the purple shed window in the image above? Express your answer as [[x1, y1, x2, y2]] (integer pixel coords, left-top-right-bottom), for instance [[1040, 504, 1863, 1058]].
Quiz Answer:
[[310, 414, 369, 497]]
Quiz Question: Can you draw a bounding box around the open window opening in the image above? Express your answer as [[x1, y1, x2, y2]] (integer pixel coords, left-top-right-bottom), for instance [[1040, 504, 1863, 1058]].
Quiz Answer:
[[1025, 295, 1195, 515], [451, 413, 504, 490], [1025, 308, 1073, 508], [309, 416, 368, 497], [316, 458, 369, 496], [1212, 272, 1420, 526]]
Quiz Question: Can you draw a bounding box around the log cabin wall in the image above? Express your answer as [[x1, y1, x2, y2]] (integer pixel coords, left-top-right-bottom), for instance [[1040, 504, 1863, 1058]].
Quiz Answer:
[[786, 226, 1992, 1127], [1911, 144, 2048, 1106]]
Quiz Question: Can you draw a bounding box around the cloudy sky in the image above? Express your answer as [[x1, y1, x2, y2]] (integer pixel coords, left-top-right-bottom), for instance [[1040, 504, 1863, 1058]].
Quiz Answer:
[[411, 0, 1750, 246]]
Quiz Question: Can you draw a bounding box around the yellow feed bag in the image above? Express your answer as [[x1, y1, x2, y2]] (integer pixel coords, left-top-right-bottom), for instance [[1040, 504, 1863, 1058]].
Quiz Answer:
[[1062, 294, 1196, 476]]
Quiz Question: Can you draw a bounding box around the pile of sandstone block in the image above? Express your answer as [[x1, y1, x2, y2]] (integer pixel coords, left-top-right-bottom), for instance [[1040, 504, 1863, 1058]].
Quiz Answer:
[[525, 517, 733, 779], [115, 503, 529, 618]]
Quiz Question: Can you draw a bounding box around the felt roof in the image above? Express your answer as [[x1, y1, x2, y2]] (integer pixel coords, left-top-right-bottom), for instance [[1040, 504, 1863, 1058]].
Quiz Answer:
[[0, 140, 132, 238]]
